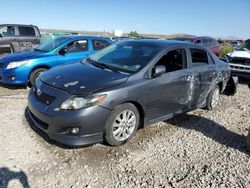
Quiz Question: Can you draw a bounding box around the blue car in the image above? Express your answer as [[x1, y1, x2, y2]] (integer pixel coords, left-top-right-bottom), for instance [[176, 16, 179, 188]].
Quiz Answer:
[[0, 36, 112, 85]]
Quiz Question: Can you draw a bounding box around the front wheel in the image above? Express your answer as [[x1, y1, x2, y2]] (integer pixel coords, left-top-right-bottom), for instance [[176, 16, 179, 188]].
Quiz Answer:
[[104, 103, 140, 146], [206, 85, 220, 110], [29, 68, 47, 86]]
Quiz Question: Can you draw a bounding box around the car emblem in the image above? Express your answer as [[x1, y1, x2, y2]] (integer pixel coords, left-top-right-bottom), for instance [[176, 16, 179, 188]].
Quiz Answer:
[[37, 88, 42, 96]]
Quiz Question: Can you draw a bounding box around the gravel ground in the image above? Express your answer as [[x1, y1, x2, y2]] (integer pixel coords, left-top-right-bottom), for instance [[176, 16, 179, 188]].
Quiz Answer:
[[0, 84, 249, 188]]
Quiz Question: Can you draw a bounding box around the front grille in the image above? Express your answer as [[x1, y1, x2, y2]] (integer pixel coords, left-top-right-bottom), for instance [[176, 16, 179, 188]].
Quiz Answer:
[[34, 87, 56, 105], [29, 110, 49, 130], [230, 63, 250, 73]]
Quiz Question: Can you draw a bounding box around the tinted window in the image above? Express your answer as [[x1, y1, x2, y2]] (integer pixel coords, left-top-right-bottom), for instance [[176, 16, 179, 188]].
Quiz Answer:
[[87, 41, 161, 73], [0, 26, 15, 36], [156, 49, 186, 73], [18, 27, 35, 36], [92, 40, 110, 50], [190, 48, 209, 66], [66, 40, 88, 53]]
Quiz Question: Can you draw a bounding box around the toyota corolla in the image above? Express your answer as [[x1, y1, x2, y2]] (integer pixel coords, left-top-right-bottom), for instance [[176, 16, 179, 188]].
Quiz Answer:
[[27, 40, 236, 147]]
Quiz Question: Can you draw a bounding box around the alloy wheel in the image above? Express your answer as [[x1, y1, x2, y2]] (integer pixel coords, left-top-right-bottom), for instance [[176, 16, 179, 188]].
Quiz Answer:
[[112, 110, 136, 142]]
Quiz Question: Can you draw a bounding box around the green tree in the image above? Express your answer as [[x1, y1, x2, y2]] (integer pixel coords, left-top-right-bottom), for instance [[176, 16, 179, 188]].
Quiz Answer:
[[128, 31, 140, 38], [219, 43, 233, 57]]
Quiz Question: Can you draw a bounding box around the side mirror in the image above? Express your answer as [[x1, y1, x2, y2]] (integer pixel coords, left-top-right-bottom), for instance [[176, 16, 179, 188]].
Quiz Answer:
[[152, 65, 166, 78], [59, 47, 67, 55]]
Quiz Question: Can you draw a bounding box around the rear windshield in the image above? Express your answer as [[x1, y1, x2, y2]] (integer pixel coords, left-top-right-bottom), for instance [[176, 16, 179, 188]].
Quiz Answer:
[[34, 37, 69, 52]]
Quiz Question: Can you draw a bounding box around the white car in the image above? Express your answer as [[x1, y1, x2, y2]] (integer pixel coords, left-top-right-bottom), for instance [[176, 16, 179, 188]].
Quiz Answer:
[[227, 39, 250, 79]]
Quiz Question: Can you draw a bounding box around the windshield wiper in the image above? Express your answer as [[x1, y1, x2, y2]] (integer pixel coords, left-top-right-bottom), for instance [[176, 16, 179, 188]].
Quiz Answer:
[[86, 58, 119, 73]]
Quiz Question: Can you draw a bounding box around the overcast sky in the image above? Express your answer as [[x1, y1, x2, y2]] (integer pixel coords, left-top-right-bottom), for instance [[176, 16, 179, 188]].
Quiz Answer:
[[1, 0, 250, 39]]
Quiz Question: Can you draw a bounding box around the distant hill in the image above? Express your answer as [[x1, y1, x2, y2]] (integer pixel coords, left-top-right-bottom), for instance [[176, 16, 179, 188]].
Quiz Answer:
[[40, 28, 194, 39]]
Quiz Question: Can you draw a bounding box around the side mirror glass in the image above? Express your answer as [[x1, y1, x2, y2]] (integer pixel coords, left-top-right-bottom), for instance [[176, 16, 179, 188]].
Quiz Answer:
[[152, 65, 166, 78]]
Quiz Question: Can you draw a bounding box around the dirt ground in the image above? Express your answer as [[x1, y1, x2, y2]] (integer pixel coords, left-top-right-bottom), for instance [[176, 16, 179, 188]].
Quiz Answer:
[[0, 83, 249, 188]]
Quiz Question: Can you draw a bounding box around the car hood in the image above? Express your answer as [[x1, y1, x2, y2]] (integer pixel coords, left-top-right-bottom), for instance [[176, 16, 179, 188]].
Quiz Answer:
[[40, 62, 129, 94], [0, 51, 51, 63], [227, 50, 250, 59]]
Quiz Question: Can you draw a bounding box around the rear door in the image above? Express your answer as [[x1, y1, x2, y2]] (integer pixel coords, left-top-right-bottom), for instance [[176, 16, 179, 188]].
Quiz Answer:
[[188, 48, 218, 106], [91, 39, 111, 52], [16, 26, 40, 51]]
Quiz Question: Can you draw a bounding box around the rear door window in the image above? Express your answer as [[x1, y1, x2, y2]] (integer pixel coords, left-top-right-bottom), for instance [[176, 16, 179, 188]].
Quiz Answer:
[[92, 40, 110, 50], [18, 27, 36, 36], [190, 48, 209, 67]]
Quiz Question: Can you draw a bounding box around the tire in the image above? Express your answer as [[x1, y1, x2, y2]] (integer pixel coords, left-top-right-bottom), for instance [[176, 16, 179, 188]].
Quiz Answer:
[[29, 68, 47, 86], [104, 103, 140, 146], [206, 85, 220, 110]]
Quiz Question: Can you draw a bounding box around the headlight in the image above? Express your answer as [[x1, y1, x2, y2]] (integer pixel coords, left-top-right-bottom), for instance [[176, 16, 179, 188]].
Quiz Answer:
[[58, 94, 107, 110], [6, 60, 30, 69]]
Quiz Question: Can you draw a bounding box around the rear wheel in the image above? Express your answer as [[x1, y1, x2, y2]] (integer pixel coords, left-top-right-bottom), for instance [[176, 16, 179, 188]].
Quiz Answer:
[[29, 68, 47, 86], [206, 85, 220, 110], [104, 103, 140, 146]]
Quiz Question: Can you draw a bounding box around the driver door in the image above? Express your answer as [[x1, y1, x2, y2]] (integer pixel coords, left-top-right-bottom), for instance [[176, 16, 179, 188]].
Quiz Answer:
[[57, 39, 92, 65], [145, 48, 195, 120]]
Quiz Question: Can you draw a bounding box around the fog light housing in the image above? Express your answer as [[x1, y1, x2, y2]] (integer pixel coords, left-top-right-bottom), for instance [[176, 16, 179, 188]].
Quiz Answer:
[[70, 127, 80, 135]]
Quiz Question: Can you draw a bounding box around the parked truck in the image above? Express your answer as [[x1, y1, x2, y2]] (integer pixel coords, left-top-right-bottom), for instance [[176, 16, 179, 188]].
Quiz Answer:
[[0, 24, 41, 56], [227, 39, 250, 79]]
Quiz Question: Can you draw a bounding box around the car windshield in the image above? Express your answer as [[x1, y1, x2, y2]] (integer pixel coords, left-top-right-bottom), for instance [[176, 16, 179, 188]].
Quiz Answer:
[[85, 41, 161, 73], [34, 37, 69, 52], [237, 40, 250, 51]]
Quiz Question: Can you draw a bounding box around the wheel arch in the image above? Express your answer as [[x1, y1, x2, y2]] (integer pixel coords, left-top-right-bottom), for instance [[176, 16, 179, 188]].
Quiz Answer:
[[28, 65, 51, 84], [120, 100, 145, 129]]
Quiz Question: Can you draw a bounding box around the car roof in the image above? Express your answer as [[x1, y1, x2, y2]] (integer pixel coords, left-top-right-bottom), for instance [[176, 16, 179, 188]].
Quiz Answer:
[[172, 36, 196, 40], [173, 36, 216, 41], [0, 24, 38, 27], [57, 35, 111, 41], [122, 39, 195, 47]]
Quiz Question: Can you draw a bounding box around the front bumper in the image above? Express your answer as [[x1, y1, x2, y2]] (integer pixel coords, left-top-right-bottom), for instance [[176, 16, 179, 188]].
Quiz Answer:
[[230, 63, 250, 79], [0, 67, 29, 85], [27, 82, 112, 146]]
